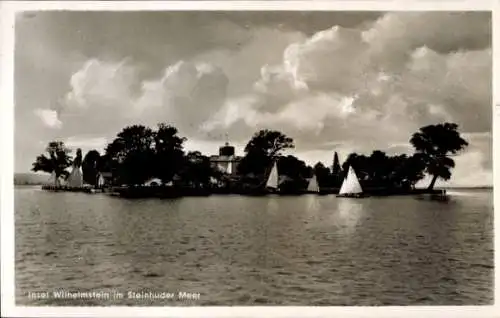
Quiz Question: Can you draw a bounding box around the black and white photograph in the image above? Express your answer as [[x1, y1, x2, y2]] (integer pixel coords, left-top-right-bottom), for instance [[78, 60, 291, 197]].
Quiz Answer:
[[2, 0, 495, 315]]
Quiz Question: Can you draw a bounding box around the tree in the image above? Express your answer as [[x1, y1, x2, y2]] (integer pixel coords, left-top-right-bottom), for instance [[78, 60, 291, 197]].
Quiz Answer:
[[98, 154, 112, 172], [244, 129, 294, 159], [239, 129, 294, 176], [32, 141, 73, 183], [179, 151, 215, 188], [154, 123, 186, 183], [400, 154, 426, 188], [314, 162, 331, 188], [105, 125, 156, 185], [329, 152, 343, 187], [342, 153, 370, 184], [82, 150, 101, 186], [237, 151, 271, 176], [369, 150, 391, 187], [74, 148, 83, 168], [410, 122, 468, 190], [278, 155, 310, 180], [332, 152, 341, 176]]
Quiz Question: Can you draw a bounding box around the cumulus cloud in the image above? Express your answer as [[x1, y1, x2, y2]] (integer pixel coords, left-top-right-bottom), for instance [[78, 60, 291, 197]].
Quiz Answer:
[[65, 58, 139, 110], [363, 12, 491, 61], [204, 12, 491, 153], [59, 59, 228, 137], [34, 108, 62, 129], [135, 60, 228, 134]]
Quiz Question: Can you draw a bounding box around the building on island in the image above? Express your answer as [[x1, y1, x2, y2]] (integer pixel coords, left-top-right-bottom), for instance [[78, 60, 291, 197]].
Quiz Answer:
[[209, 142, 242, 176]]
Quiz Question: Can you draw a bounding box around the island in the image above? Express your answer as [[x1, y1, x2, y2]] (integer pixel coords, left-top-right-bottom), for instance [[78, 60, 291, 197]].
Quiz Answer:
[[30, 122, 468, 199]]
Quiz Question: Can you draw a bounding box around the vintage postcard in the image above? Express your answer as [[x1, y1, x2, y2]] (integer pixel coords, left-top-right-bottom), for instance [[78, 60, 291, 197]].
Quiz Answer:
[[1, 0, 497, 317]]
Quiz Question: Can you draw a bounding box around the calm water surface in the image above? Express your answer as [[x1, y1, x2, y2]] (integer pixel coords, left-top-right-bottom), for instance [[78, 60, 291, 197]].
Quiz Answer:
[[15, 187, 493, 305]]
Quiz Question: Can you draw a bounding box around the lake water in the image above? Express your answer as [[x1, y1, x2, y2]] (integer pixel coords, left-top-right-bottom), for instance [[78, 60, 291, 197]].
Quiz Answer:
[[15, 187, 493, 306]]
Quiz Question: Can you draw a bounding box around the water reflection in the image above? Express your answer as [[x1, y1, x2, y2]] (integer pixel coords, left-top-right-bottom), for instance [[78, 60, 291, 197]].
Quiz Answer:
[[305, 194, 321, 213], [334, 198, 364, 236]]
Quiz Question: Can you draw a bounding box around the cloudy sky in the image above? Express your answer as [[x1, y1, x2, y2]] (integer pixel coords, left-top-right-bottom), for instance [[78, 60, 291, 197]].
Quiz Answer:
[[15, 11, 492, 186]]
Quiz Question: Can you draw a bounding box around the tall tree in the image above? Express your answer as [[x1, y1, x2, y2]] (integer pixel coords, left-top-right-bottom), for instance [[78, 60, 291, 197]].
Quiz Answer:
[[32, 141, 73, 183], [314, 162, 331, 187], [239, 129, 294, 176], [410, 122, 468, 190], [400, 153, 426, 189], [369, 150, 390, 186], [244, 129, 294, 159], [82, 150, 101, 186], [73, 148, 83, 167], [331, 152, 343, 187], [332, 152, 341, 176], [154, 123, 186, 183], [278, 155, 310, 181], [179, 151, 214, 188], [237, 151, 271, 176], [105, 125, 156, 185]]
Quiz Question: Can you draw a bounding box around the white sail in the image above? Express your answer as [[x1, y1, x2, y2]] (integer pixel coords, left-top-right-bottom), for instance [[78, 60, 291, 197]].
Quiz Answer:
[[307, 175, 320, 192], [97, 173, 105, 187], [144, 178, 162, 186], [265, 162, 279, 189], [226, 161, 232, 175], [339, 166, 363, 195], [67, 166, 83, 188]]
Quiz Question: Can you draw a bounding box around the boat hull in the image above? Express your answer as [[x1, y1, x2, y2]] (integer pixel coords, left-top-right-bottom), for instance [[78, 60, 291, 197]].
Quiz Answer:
[[336, 193, 368, 198]]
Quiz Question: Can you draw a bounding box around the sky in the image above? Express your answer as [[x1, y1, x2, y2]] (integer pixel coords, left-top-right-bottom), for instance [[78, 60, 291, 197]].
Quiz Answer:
[[15, 11, 492, 187]]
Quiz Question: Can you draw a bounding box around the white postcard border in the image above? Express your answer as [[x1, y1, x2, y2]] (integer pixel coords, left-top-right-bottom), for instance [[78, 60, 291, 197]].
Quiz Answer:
[[1, 1, 497, 317]]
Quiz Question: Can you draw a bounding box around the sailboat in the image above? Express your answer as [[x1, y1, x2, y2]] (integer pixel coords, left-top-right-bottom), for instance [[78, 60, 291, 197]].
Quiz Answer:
[[265, 161, 279, 193], [337, 166, 366, 198], [67, 165, 83, 188], [307, 174, 320, 193], [97, 173, 105, 188]]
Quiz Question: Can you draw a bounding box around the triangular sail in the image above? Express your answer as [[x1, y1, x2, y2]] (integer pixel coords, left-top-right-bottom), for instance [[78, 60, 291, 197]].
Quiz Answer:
[[144, 178, 162, 186], [67, 166, 83, 188], [339, 166, 363, 195], [307, 175, 320, 192], [97, 174, 105, 187], [266, 162, 279, 189]]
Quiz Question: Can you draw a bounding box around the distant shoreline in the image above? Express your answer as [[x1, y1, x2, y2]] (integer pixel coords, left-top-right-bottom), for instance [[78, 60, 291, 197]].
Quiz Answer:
[[13, 173, 493, 190], [14, 183, 493, 190]]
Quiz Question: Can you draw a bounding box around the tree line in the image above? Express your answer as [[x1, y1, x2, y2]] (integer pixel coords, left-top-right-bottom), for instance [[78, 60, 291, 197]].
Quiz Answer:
[[32, 122, 468, 191]]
